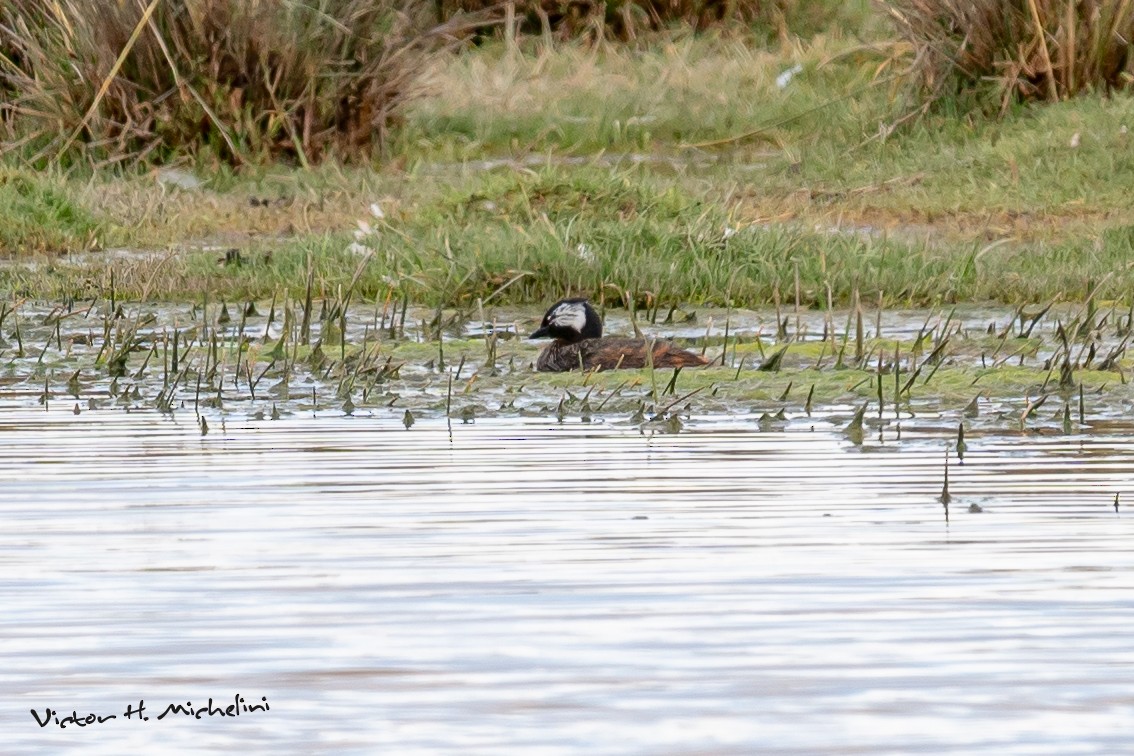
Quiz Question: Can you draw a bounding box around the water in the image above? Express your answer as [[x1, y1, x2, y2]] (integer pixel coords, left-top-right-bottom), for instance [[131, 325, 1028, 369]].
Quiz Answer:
[[5, 403, 1134, 754]]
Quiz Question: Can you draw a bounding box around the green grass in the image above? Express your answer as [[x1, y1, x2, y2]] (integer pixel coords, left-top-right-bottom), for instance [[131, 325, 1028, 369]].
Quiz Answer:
[[6, 33, 1134, 308], [404, 33, 877, 158], [405, 35, 1134, 229], [0, 169, 102, 255], [6, 159, 1134, 307], [433, 37, 1134, 218]]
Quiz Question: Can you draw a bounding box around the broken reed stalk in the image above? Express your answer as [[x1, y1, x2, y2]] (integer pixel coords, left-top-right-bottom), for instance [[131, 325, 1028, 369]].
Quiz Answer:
[[845, 402, 866, 445], [593, 380, 628, 413], [659, 384, 709, 415], [854, 287, 864, 364], [835, 305, 854, 369], [646, 337, 658, 405], [876, 365, 884, 418], [721, 300, 732, 367], [194, 370, 202, 418], [13, 308, 23, 357], [1020, 394, 1048, 427], [301, 254, 314, 345], [720, 272, 738, 367], [477, 297, 490, 362], [773, 285, 783, 342], [902, 336, 950, 394], [940, 445, 951, 522], [700, 316, 713, 358], [35, 331, 51, 365], [626, 289, 643, 339], [339, 289, 348, 365], [445, 371, 453, 417], [263, 292, 277, 345], [793, 261, 802, 340], [753, 326, 766, 359], [812, 337, 828, 371], [893, 342, 900, 419], [825, 281, 836, 353], [876, 290, 884, 342], [160, 330, 169, 388], [663, 366, 681, 395]]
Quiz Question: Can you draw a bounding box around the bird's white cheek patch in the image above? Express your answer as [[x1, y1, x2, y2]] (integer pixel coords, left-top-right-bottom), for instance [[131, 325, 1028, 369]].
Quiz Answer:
[[552, 303, 586, 332]]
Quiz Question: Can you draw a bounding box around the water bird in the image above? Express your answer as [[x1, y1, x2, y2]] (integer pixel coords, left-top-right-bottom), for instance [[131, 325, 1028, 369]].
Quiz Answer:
[[529, 298, 710, 372]]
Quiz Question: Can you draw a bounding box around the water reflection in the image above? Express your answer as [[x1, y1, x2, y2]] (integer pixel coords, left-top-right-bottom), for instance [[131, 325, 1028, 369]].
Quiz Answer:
[[4, 407, 1134, 753]]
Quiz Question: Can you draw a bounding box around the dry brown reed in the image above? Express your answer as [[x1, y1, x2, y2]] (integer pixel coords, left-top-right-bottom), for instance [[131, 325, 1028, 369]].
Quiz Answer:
[[440, 0, 835, 40], [0, 0, 493, 165], [881, 0, 1134, 109]]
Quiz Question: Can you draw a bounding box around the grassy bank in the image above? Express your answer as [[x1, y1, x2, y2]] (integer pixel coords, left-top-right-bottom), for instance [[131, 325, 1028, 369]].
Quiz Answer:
[[5, 33, 1134, 307]]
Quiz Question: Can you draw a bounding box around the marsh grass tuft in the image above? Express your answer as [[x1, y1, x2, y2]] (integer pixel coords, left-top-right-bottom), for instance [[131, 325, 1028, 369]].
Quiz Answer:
[[0, 0, 492, 165], [883, 0, 1134, 110]]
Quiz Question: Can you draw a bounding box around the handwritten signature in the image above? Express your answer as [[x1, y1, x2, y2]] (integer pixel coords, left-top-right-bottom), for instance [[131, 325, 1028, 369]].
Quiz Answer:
[[31, 695, 269, 728]]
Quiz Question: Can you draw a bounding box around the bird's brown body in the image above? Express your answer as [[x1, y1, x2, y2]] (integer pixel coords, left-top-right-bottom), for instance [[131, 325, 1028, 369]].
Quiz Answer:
[[536, 337, 709, 372], [530, 298, 710, 373]]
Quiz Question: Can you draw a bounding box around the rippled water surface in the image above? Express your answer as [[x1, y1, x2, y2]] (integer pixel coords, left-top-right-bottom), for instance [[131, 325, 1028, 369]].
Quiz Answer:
[[5, 402, 1134, 755]]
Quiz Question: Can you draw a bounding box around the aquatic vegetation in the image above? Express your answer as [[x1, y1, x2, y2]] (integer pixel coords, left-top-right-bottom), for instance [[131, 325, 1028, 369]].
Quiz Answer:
[[2, 293, 1132, 442]]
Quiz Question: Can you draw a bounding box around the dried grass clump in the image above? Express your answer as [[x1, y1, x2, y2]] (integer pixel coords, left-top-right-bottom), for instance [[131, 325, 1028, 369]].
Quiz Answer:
[[440, 0, 833, 40], [882, 0, 1134, 108], [0, 0, 489, 166]]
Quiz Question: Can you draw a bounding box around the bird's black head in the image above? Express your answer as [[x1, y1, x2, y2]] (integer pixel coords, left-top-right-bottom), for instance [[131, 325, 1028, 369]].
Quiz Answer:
[[529, 298, 603, 343]]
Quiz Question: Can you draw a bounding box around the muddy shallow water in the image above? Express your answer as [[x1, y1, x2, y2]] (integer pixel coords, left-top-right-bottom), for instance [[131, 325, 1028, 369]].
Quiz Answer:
[[4, 402, 1134, 754]]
